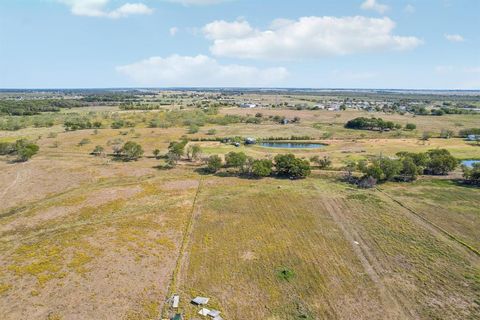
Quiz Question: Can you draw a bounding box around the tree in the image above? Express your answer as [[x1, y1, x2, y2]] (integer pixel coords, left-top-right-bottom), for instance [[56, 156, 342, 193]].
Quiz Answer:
[[310, 155, 332, 169], [120, 141, 144, 161], [78, 138, 91, 146], [166, 140, 188, 165], [421, 131, 432, 142], [425, 149, 458, 175], [0, 142, 15, 155], [15, 140, 39, 162], [440, 129, 454, 139], [251, 159, 273, 177], [399, 157, 419, 181], [186, 145, 202, 161], [462, 163, 480, 185], [405, 123, 416, 130], [274, 154, 311, 179], [91, 145, 105, 157], [153, 149, 161, 159], [225, 152, 247, 170], [168, 140, 187, 158], [206, 155, 222, 173], [188, 124, 199, 134]]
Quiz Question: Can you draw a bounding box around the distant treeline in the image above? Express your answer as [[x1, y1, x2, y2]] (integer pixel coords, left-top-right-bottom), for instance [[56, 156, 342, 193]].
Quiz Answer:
[[345, 117, 398, 131], [0, 99, 86, 115]]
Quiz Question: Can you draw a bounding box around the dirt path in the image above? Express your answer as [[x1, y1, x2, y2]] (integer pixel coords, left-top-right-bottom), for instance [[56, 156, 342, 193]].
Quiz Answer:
[[160, 175, 203, 319], [320, 197, 414, 319], [0, 163, 26, 200]]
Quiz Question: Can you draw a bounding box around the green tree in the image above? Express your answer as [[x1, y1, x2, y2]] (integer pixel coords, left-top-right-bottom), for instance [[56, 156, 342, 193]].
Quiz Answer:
[[225, 152, 247, 170], [251, 159, 273, 177], [206, 155, 222, 173], [399, 157, 419, 181], [186, 145, 202, 161], [120, 141, 144, 161], [274, 154, 311, 179], [15, 140, 39, 162], [405, 123, 416, 130], [91, 145, 105, 157], [425, 149, 458, 175], [310, 155, 332, 169], [462, 163, 480, 185], [153, 149, 161, 159]]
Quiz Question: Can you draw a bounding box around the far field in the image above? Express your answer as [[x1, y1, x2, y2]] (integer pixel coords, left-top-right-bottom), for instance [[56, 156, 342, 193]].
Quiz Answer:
[[1, 94, 480, 319]]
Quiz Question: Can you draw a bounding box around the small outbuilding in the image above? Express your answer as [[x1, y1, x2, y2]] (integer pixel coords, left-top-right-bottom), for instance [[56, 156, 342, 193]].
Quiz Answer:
[[192, 297, 210, 305]]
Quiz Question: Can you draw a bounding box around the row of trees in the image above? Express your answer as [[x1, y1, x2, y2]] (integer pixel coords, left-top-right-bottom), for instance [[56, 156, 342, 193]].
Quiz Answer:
[[347, 149, 459, 188], [0, 139, 39, 162], [205, 152, 311, 179]]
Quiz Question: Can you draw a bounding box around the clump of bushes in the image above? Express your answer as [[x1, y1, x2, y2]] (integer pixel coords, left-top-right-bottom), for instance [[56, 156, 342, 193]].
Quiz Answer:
[[345, 117, 397, 131], [0, 139, 39, 162]]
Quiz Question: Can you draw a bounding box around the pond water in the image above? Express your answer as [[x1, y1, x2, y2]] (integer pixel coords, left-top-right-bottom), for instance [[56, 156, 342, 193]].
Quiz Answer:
[[462, 160, 480, 167], [259, 142, 326, 149]]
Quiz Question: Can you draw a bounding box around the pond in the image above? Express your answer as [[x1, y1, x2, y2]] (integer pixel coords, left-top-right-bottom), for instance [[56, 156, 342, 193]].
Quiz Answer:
[[461, 160, 480, 167], [258, 142, 326, 149]]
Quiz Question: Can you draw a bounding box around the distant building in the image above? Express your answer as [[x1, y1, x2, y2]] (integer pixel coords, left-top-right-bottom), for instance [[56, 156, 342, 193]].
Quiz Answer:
[[466, 134, 478, 141], [240, 103, 257, 108]]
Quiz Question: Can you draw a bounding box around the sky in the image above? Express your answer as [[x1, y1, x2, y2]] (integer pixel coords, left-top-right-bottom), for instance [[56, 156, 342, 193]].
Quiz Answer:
[[0, 0, 479, 89]]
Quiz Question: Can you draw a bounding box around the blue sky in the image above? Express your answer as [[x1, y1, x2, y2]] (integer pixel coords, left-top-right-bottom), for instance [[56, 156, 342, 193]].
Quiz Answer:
[[0, 0, 478, 89]]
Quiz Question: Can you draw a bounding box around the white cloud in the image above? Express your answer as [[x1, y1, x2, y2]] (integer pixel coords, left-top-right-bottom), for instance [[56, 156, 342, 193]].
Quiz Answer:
[[404, 4, 416, 14], [445, 34, 465, 42], [361, 0, 389, 14], [116, 55, 288, 87], [204, 16, 423, 60], [58, 0, 153, 18], [168, 0, 228, 5], [203, 20, 253, 40], [169, 27, 179, 36]]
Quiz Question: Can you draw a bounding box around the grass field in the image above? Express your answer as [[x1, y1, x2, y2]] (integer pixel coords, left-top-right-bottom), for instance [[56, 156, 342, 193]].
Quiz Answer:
[[1, 106, 480, 319]]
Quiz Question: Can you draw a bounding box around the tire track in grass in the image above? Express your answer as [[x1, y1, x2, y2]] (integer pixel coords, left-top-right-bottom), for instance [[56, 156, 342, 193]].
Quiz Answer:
[[160, 175, 203, 319], [377, 188, 480, 258], [319, 196, 413, 319], [0, 163, 25, 200]]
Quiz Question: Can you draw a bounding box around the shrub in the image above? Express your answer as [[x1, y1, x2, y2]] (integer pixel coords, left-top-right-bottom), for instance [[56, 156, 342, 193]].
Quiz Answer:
[[206, 155, 222, 173], [310, 155, 332, 169], [78, 138, 91, 146], [405, 123, 417, 130], [14, 140, 39, 162], [91, 145, 105, 157], [119, 141, 144, 161]]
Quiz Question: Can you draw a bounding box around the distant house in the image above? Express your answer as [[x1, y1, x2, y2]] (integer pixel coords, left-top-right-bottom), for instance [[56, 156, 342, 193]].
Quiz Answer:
[[282, 119, 289, 125], [467, 134, 478, 141], [245, 137, 256, 145], [240, 103, 257, 108]]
